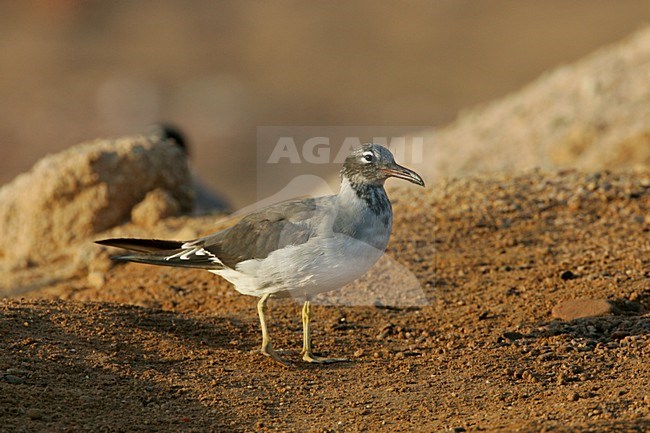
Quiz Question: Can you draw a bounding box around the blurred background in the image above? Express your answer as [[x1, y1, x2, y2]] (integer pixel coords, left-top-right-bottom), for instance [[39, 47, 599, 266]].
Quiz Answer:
[[2, 0, 650, 207]]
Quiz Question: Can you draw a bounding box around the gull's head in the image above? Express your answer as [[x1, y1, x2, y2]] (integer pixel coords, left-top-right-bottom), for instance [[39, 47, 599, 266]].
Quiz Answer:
[[341, 143, 425, 187]]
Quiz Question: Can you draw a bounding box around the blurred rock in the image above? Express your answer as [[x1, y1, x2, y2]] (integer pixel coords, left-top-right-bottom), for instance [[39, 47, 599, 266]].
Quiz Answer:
[[0, 135, 193, 269], [131, 188, 182, 227], [87, 272, 106, 289], [551, 298, 619, 321]]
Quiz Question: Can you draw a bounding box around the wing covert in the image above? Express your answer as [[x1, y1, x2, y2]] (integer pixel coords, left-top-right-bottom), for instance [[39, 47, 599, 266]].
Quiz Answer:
[[196, 196, 334, 268]]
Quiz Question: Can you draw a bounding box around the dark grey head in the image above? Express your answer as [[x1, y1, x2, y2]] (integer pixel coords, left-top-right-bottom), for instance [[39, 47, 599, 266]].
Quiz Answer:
[[340, 143, 425, 187]]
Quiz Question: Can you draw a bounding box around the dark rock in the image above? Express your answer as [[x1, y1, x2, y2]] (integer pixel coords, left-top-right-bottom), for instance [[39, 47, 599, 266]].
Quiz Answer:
[[4, 374, 25, 384], [560, 270, 578, 280], [502, 331, 524, 341], [568, 392, 580, 402]]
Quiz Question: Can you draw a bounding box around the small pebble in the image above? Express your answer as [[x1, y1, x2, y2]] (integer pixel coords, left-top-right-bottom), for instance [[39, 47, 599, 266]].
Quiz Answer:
[[502, 331, 524, 341], [537, 352, 555, 362], [560, 270, 578, 280], [610, 330, 629, 339], [26, 408, 43, 420], [4, 374, 24, 385]]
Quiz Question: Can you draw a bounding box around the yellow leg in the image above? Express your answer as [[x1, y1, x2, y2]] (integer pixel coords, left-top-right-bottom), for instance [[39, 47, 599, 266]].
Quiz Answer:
[[301, 300, 311, 355], [257, 293, 288, 365], [301, 299, 347, 364]]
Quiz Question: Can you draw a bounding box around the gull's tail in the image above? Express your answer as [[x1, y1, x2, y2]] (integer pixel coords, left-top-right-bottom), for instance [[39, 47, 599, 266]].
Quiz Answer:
[[95, 238, 224, 270]]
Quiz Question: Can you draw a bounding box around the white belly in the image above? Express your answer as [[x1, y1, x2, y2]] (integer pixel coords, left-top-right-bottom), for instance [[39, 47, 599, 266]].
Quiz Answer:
[[212, 231, 389, 298]]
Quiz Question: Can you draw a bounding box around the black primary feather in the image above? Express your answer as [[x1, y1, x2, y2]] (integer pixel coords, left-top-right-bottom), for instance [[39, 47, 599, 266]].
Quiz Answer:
[[95, 238, 184, 253], [111, 251, 224, 270]]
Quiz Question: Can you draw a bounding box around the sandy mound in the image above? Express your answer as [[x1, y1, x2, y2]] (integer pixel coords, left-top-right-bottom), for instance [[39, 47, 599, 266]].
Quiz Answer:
[[415, 26, 650, 180], [0, 135, 194, 294]]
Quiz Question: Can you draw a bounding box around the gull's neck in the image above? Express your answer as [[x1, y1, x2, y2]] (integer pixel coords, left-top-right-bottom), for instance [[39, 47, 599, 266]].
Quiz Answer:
[[338, 175, 391, 216]]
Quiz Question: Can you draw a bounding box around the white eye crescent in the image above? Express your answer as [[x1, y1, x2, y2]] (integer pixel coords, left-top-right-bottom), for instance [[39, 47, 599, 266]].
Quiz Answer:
[[362, 152, 375, 163]]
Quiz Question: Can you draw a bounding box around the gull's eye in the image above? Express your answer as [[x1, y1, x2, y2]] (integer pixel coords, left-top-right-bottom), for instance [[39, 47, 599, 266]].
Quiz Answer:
[[362, 152, 375, 163]]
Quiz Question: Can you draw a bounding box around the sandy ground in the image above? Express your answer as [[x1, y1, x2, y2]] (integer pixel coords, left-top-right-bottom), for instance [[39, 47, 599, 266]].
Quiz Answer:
[[2, 170, 649, 432]]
